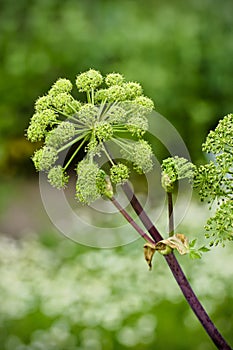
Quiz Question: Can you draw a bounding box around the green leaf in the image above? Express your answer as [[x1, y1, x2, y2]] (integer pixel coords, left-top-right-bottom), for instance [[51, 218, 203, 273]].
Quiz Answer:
[[189, 251, 201, 259], [198, 246, 210, 253], [189, 239, 197, 248]]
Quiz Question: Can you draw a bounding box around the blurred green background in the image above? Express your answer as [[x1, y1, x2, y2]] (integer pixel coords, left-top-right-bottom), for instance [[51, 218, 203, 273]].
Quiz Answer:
[[0, 0, 232, 349]]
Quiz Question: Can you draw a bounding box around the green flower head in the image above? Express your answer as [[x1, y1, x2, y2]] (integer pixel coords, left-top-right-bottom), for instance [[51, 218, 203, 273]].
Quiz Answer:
[[161, 156, 196, 192], [48, 78, 73, 98], [27, 109, 57, 142], [48, 165, 69, 189], [27, 69, 156, 201], [76, 69, 103, 92], [105, 73, 125, 86], [110, 163, 130, 185], [32, 146, 58, 171]]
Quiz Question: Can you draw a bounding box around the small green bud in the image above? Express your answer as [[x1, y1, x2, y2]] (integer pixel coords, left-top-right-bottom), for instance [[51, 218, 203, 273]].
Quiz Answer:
[[76, 69, 103, 92], [161, 174, 174, 193], [35, 95, 52, 112], [134, 96, 154, 112], [27, 109, 57, 142], [110, 163, 130, 184], [48, 78, 73, 96], [48, 165, 69, 189], [158, 245, 173, 255], [121, 140, 154, 174], [123, 82, 143, 99], [52, 93, 73, 111], [94, 88, 108, 103], [94, 121, 113, 142], [106, 85, 128, 102], [63, 99, 81, 115], [105, 73, 125, 86], [32, 146, 58, 171]]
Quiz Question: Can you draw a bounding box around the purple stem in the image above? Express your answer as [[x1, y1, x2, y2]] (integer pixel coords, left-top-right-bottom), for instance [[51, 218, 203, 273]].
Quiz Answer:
[[167, 192, 174, 236], [110, 196, 155, 245], [121, 182, 232, 350]]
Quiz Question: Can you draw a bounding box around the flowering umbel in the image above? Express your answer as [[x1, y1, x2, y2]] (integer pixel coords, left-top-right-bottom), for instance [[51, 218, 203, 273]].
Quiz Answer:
[[27, 69, 155, 203], [194, 113, 233, 246]]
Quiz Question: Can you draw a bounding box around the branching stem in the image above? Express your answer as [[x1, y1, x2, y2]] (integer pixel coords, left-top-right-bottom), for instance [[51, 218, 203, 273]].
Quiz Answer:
[[110, 196, 156, 245], [121, 181, 231, 350]]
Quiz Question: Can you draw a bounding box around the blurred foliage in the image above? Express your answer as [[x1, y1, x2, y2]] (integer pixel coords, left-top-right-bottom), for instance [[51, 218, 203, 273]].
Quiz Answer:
[[0, 0, 233, 175], [0, 231, 232, 350]]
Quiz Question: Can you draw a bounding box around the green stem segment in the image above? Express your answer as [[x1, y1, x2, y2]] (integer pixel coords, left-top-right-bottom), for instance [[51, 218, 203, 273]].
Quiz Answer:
[[121, 182, 231, 350]]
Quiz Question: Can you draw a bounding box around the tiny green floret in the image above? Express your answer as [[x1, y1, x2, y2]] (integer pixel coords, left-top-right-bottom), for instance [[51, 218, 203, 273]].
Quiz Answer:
[[32, 146, 58, 171], [76, 69, 103, 92], [110, 163, 130, 184], [48, 78, 73, 96], [94, 121, 113, 142], [105, 73, 125, 86], [48, 165, 69, 189], [123, 82, 143, 99], [27, 109, 57, 142]]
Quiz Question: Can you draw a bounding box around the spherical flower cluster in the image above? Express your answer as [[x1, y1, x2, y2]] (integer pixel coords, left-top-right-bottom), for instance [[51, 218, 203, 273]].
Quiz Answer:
[[105, 85, 128, 102], [51, 93, 73, 111], [48, 78, 73, 97], [35, 95, 52, 112], [94, 121, 113, 142], [48, 165, 69, 189], [134, 96, 155, 112], [27, 109, 57, 142], [45, 122, 76, 149], [105, 73, 124, 86], [32, 146, 58, 171], [205, 199, 233, 246], [110, 163, 130, 184], [76, 69, 103, 92], [123, 82, 143, 100]]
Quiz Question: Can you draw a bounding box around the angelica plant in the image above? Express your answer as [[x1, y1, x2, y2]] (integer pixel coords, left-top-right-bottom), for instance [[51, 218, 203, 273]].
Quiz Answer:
[[27, 69, 232, 349]]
